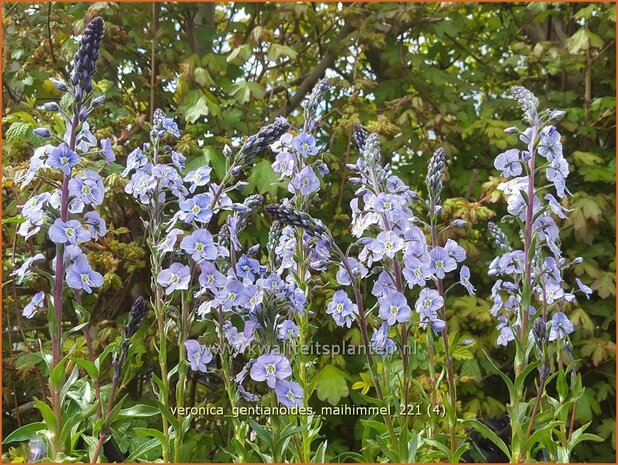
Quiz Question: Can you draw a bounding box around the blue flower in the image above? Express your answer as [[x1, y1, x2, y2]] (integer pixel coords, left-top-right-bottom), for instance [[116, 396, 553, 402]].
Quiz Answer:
[[549, 312, 574, 341], [415, 288, 443, 314], [48, 219, 91, 245], [47, 143, 80, 175], [179, 194, 213, 224], [157, 262, 191, 295], [68, 171, 105, 210], [277, 320, 299, 341], [336, 257, 368, 286], [224, 321, 256, 354], [403, 255, 431, 288], [185, 166, 212, 193], [575, 278, 593, 299], [292, 132, 318, 157], [84, 211, 107, 241], [100, 138, 116, 163], [171, 150, 186, 171], [371, 270, 397, 297], [185, 339, 212, 372], [429, 246, 457, 279], [66, 261, 104, 293], [368, 231, 404, 260], [180, 229, 217, 262], [125, 170, 156, 204], [23, 291, 45, 319], [326, 290, 357, 328], [28, 438, 47, 462], [272, 151, 295, 178], [236, 254, 262, 281], [497, 325, 515, 346], [371, 322, 396, 357], [379, 291, 412, 325], [275, 380, 304, 408], [198, 262, 226, 292], [11, 253, 45, 284], [156, 228, 184, 256], [216, 279, 250, 310], [459, 266, 476, 295], [122, 148, 148, 176], [538, 126, 562, 161], [250, 354, 292, 388], [494, 149, 522, 178], [290, 166, 320, 196]]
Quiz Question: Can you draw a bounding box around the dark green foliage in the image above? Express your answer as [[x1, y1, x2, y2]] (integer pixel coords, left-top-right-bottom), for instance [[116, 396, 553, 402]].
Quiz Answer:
[[2, 2, 615, 462]]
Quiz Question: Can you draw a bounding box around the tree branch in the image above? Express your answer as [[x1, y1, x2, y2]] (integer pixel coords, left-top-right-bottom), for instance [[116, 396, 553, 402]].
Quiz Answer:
[[277, 22, 355, 117]]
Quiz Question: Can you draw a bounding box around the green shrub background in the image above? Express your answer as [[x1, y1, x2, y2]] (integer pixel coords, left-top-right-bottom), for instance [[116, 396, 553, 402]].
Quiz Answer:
[[2, 2, 615, 462]]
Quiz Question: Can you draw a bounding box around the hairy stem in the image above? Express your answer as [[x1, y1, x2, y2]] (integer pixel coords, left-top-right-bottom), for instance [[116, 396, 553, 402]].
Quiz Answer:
[[336, 248, 399, 449], [430, 203, 457, 453], [49, 111, 79, 456]]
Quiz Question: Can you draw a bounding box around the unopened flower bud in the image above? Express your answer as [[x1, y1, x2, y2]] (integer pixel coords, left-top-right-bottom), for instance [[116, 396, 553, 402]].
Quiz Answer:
[[533, 318, 547, 348], [539, 363, 550, 381], [28, 439, 47, 462], [125, 297, 146, 339], [549, 110, 566, 122], [572, 257, 584, 265], [452, 219, 467, 228], [78, 106, 89, 121], [223, 144, 233, 158], [42, 102, 60, 112], [33, 128, 51, 138], [50, 78, 68, 92], [504, 126, 519, 134], [91, 95, 105, 107]]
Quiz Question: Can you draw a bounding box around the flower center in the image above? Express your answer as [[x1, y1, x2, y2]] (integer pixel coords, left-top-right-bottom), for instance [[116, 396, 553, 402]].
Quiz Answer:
[[414, 269, 421, 277], [384, 202, 392, 210], [265, 364, 276, 375], [301, 143, 309, 151], [60, 156, 68, 165], [424, 299, 431, 308], [287, 391, 295, 400], [170, 274, 179, 284], [195, 243, 204, 251], [436, 260, 444, 268], [228, 292, 236, 301], [82, 185, 91, 195], [192, 205, 201, 214], [385, 241, 393, 249], [336, 303, 344, 313], [390, 306, 398, 315], [65, 228, 75, 238]]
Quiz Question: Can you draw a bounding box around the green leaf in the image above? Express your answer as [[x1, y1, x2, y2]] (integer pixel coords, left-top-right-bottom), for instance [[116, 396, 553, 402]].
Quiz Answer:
[[461, 418, 511, 460], [313, 364, 349, 406], [3, 422, 47, 443], [124, 438, 161, 462], [245, 159, 282, 196], [73, 358, 99, 380], [185, 94, 210, 124], [117, 403, 159, 419], [34, 400, 57, 434]]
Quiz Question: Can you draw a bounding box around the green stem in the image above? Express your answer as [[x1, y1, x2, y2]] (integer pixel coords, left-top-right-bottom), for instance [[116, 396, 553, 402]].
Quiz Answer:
[[217, 306, 245, 462], [174, 295, 189, 462]]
